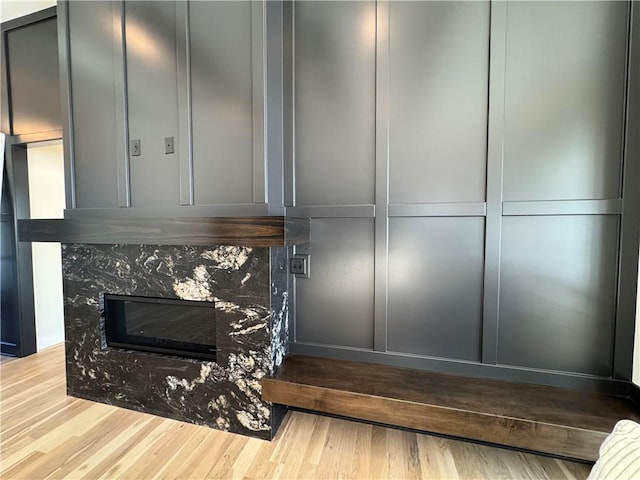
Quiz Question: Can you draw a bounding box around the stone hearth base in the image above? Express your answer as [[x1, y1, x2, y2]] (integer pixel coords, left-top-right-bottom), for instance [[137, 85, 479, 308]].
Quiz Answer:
[[62, 243, 288, 440]]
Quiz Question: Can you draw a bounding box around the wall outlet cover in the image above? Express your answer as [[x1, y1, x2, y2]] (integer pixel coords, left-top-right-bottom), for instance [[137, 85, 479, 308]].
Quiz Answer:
[[131, 139, 141, 156], [290, 255, 310, 278]]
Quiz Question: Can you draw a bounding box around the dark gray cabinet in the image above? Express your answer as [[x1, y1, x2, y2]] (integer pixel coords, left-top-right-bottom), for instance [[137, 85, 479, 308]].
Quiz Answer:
[[125, 1, 181, 208], [65, 1, 121, 209], [61, 0, 279, 214], [190, 1, 255, 206], [2, 11, 60, 139]]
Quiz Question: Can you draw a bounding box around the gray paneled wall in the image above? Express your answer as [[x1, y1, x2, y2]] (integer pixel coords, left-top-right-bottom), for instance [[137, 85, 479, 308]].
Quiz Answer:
[[190, 1, 254, 205], [59, 0, 639, 386], [295, 218, 375, 349], [502, 1, 627, 201], [125, 1, 181, 207], [289, 0, 637, 386], [387, 217, 485, 361], [66, 1, 120, 208], [294, 1, 376, 206], [388, 1, 489, 204], [498, 215, 620, 376], [61, 0, 279, 214], [5, 16, 60, 137]]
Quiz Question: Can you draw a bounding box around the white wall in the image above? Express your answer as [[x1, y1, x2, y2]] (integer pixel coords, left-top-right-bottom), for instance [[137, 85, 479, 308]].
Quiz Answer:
[[27, 141, 65, 350], [0, 1, 56, 22]]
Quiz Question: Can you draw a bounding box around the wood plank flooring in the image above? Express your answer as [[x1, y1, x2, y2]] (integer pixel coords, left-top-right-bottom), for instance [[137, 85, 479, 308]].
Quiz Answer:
[[1, 344, 593, 479], [262, 355, 640, 462]]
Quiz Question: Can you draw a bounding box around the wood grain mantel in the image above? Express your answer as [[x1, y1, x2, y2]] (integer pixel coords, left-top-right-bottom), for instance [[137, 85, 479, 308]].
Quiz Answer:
[[18, 216, 309, 247]]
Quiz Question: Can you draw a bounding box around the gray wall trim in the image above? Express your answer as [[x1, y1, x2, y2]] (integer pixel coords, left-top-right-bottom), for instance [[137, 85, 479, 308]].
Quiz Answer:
[[177, 1, 193, 206], [614, 1, 640, 381], [113, 1, 130, 208], [57, 0, 76, 209], [268, 204, 286, 216], [374, 0, 390, 353], [389, 202, 486, 217], [481, 1, 507, 365], [63, 203, 274, 219], [502, 199, 623, 216], [283, 1, 294, 207], [1, 21, 10, 134], [288, 245, 297, 343], [286, 205, 375, 218], [4, 139, 36, 357], [288, 342, 630, 396], [252, 1, 267, 204], [266, 0, 284, 208]]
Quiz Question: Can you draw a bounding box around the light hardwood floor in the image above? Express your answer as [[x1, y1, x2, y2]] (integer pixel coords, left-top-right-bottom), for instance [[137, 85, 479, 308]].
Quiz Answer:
[[0, 344, 593, 479]]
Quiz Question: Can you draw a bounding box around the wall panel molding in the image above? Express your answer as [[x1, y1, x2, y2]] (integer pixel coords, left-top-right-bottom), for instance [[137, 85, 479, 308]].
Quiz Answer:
[[113, 0, 130, 208], [57, 0, 75, 209], [389, 202, 486, 217], [502, 199, 623, 216], [177, 1, 193, 206], [287, 205, 374, 218], [252, 0, 266, 204], [374, 0, 390, 353], [614, 1, 640, 380], [481, 0, 507, 365]]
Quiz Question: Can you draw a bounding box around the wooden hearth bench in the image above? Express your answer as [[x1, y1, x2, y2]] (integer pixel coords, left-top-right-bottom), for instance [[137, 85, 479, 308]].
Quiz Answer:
[[261, 355, 640, 462]]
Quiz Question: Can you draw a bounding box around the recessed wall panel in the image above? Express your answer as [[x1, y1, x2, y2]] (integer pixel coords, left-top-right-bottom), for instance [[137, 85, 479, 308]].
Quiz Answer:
[[294, 1, 376, 206], [7, 17, 60, 136], [498, 216, 618, 376], [387, 217, 485, 361], [190, 2, 254, 205], [295, 218, 374, 349], [503, 2, 628, 201], [68, 1, 119, 208], [388, 1, 489, 204], [126, 1, 180, 207]]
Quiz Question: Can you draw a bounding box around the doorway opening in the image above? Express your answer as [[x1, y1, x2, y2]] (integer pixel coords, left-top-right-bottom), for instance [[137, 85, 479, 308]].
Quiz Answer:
[[27, 140, 65, 350]]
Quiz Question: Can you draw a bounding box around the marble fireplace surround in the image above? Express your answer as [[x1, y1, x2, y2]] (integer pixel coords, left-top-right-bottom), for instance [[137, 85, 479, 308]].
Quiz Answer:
[[21, 216, 310, 440]]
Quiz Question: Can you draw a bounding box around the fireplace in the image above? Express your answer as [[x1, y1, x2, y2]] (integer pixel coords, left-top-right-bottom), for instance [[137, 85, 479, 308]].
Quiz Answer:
[[20, 216, 308, 439], [104, 294, 217, 361], [61, 242, 291, 439]]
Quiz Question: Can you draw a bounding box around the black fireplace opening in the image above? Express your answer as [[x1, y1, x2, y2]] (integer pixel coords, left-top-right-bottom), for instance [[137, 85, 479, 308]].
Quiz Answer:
[[104, 294, 216, 361]]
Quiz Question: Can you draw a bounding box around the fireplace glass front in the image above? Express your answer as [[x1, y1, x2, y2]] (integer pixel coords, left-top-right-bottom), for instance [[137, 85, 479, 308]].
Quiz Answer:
[[104, 294, 216, 360]]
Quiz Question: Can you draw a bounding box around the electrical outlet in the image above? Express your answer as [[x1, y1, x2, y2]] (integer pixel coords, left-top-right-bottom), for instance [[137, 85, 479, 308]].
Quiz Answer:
[[165, 136, 174, 154], [290, 255, 310, 278], [131, 139, 141, 156]]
